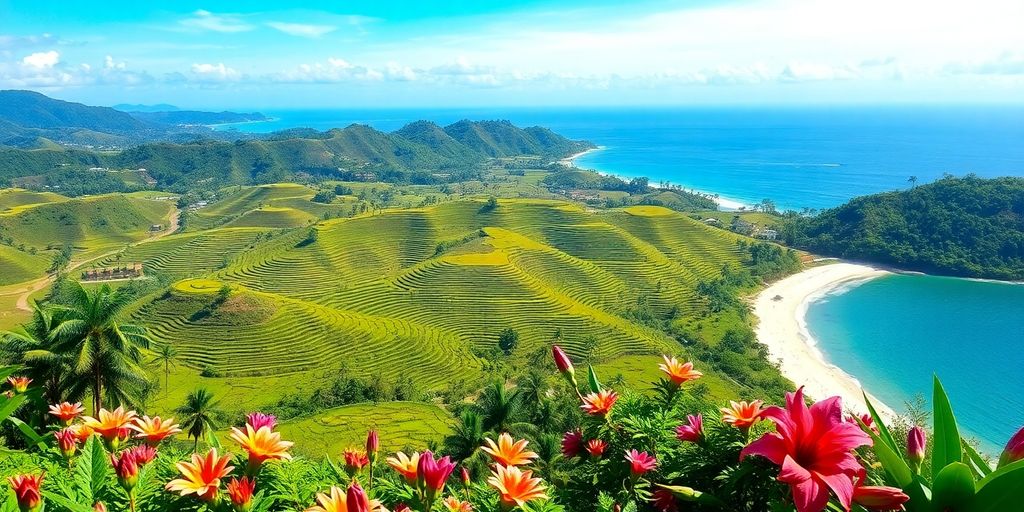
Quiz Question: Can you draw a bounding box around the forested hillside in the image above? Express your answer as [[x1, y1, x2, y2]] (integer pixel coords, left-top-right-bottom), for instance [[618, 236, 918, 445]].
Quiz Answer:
[[784, 175, 1024, 279]]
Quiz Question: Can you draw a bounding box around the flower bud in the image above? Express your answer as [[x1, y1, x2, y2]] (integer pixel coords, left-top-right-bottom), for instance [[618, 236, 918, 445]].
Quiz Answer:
[[93, 503, 107, 512], [54, 429, 78, 458], [110, 451, 139, 491], [906, 426, 926, 470], [998, 425, 1024, 468], [366, 430, 379, 461], [460, 466, 471, 487], [346, 481, 370, 512], [7, 474, 43, 512], [226, 477, 255, 512], [551, 345, 574, 376]]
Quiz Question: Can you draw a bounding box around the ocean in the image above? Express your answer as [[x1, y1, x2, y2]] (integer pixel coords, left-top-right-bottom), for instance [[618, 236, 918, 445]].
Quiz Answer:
[[219, 106, 1024, 451]]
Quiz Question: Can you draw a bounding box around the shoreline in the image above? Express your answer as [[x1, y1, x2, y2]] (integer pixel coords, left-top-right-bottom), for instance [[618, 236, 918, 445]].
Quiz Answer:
[[753, 262, 898, 419]]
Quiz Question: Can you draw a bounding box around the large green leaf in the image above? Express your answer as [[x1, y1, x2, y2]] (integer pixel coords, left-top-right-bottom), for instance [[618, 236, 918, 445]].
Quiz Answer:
[[73, 436, 110, 504], [0, 394, 26, 422], [962, 440, 993, 478], [931, 376, 962, 479], [42, 492, 97, 512], [6, 417, 47, 450], [587, 365, 601, 394], [0, 366, 20, 383], [972, 460, 1024, 511], [860, 416, 914, 487], [931, 462, 975, 511], [862, 390, 899, 453]]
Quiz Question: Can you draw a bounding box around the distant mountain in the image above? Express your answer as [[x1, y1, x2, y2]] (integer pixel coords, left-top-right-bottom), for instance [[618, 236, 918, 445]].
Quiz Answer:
[[113, 103, 180, 113], [126, 110, 269, 126], [0, 90, 153, 134]]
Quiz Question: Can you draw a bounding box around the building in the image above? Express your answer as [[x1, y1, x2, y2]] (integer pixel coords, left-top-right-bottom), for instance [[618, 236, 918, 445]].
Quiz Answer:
[[756, 229, 779, 241]]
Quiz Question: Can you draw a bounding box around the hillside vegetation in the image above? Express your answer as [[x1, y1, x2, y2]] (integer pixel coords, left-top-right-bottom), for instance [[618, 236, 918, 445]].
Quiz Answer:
[[784, 175, 1024, 279]]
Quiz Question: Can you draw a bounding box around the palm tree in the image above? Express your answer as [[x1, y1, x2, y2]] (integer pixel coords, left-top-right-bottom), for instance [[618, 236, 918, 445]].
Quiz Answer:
[[0, 301, 69, 404], [908, 175, 919, 188], [444, 410, 486, 461], [176, 388, 220, 450], [49, 282, 152, 413], [476, 380, 522, 434], [150, 344, 178, 396]]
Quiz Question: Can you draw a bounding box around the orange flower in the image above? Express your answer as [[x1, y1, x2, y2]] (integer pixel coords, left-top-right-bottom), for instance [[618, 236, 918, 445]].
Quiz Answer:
[[720, 400, 764, 429], [229, 424, 293, 468], [443, 496, 473, 512], [7, 376, 31, 394], [226, 477, 255, 511], [82, 407, 138, 447], [481, 433, 538, 467], [488, 464, 548, 509], [658, 356, 703, 386], [130, 415, 182, 445], [580, 389, 618, 417], [304, 486, 387, 512], [343, 448, 370, 476], [165, 448, 235, 502], [69, 424, 95, 443], [48, 402, 84, 425], [386, 451, 420, 484], [8, 473, 43, 511]]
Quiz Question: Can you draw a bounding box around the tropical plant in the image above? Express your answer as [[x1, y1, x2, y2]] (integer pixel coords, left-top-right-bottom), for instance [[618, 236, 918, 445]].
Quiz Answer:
[[149, 344, 178, 397], [175, 388, 220, 450], [0, 301, 68, 404]]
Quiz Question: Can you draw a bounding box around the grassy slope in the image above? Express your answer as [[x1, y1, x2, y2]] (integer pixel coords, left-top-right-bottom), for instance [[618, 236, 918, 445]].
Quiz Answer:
[[277, 402, 453, 456], [0, 245, 49, 285]]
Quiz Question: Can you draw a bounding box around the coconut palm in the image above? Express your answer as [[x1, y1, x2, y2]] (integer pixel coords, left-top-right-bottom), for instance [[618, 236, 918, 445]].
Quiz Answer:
[[444, 410, 486, 461], [176, 387, 220, 450], [48, 281, 152, 412], [150, 344, 178, 396], [0, 301, 69, 404]]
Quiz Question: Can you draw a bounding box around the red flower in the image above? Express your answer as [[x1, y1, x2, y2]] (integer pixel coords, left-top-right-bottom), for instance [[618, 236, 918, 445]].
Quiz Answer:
[[347, 481, 371, 512], [418, 450, 456, 493], [999, 425, 1024, 468], [741, 387, 872, 512], [561, 430, 584, 458], [343, 449, 370, 475], [552, 345, 574, 375], [675, 414, 704, 444], [226, 477, 255, 512], [8, 474, 43, 512], [365, 430, 379, 460], [581, 389, 618, 417], [128, 444, 157, 465], [110, 451, 139, 490], [849, 413, 880, 435], [54, 429, 78, 458], [906, 426, 926, 470], [651, 489, 678, 512], [852, 472, 909, 511], [585, 439, 607, 458], [624, 449, 657, 478]]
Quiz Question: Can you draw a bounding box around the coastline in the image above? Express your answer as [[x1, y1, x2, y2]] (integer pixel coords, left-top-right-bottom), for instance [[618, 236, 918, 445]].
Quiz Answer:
[[753, 262, 898, 419]]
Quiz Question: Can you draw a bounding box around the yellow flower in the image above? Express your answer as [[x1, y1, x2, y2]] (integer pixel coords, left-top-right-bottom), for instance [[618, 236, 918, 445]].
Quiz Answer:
[[481, 433, 538, 467], [229, 424, 293, 466], [130, 415, 182, 445], [443, 496, 473, 512], [81, 406, 138, 444], [386, 451, 420, 484], [720, 400, 765, 429]]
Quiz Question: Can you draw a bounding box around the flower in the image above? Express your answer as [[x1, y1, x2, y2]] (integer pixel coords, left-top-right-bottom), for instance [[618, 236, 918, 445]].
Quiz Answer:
[[624, 450, 657, 478], [54, 429, 78, 458], [69, 424, 94, 443], [229, 424, 293, 470], [651, 489, 678, 512], [561, 430, 584, 458], [343, 448, 370, 475], [82, 407, 138, 448], [93, 503, 107, 512], [129, 415, 181, 445], [110, 451, 139, 490], [306, 486, 347, 512], [166, 448, 235, 502], [393, 504, 411, 512], [552, 345, 574, 376], [366, 430, 379, 461], [658, 356, 702, 386], [852, 472, 909, 511], [127, 444, 157, 465], [585, 439, 607, 458], [580, 389, 618, 417], [907, 426, 926, 470], [720, 400, 764, 430], [48, 402, 84, 425], [850, 413, 880, 435], [386, 451, 420, 485], [226, 477, 255, 512], [347, 482, 371, 512], [481, 433, 539, 467], [488, 464, 548, 510], [676, 414, 704, 444], [998, 425, 1024, 468], [8, 474, 43, 512], [246, 412, 277, 431], [741, 387, 872, 512], [418, 450, 456, 493], [460, 467, 472, 487], [443, 496, 473, 512], [7, 376, 31, 394]]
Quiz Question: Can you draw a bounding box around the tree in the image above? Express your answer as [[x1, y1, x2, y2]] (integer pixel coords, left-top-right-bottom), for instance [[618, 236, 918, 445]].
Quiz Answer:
[[150, 344, 178, 397], [476, 380, 525, 434], [908, 175, 918, 188], [176, 388, 220, 450], [0, 301, 69, 404], [497, 328, 519, 355], [49, 281, 152, 413]]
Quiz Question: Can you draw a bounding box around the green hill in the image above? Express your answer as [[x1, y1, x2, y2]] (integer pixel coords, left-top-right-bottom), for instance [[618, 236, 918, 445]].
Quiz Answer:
[[0, 244, 49, 285], [0, 90, 152, 133], [784, 175, 1024, 279]]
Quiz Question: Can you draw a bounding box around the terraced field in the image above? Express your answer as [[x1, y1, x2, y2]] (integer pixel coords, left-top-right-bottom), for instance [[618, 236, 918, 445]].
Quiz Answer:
[[91, 227, 271, 279], [186, 183, 348, 231], [0, 245, 48, 285], [277, 402, 454, 456]]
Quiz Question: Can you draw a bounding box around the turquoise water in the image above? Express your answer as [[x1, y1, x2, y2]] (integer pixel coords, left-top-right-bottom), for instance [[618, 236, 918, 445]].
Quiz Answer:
[[805, 274, 1024, 453]]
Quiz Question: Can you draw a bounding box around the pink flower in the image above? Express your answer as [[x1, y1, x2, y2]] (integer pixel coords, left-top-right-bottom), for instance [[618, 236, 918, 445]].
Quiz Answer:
[[54, 429, 78, 458], [676, 414, 704, 444], [850, 413, 880, 435], [418, 450, 456, 493], [999, 425, 1024, 468], [741, 387, 872, 512], [128, 445, 157, 465], [652, 489, 678, 512], [624, 450, 657, 478], [551, 345, 574, 376], [907, 426, 926, 469], [347, 481, 370, 512], [110, 451, 140, 490], [365, 430, 379, 460], [561, 430, 584, 458], [246, 412, 277, 431]]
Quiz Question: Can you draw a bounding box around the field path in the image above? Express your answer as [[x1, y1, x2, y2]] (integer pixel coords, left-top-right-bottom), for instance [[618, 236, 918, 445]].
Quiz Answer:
[[4, 203, 180, 312]]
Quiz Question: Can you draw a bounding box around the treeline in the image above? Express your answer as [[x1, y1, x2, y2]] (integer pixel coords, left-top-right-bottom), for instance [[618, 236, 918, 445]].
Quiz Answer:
[[783, 175, 1024, 280]]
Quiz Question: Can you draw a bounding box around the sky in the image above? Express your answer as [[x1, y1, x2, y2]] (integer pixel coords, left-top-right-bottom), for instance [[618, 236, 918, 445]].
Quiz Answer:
[[0, 0, 1022, 109]]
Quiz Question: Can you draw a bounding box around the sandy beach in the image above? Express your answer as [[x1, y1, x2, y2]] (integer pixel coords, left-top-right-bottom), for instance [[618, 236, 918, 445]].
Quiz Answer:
[[753, 262, 898, 418]]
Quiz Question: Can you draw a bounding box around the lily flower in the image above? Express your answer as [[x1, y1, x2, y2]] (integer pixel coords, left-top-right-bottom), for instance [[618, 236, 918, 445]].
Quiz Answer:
[[246, 412, 277, 431], [907, 426, 926, 471], [343, 448, 370, 476], [418, 450, 456, 494], [487, 464, 548, 510], [624, 450, 657, 478], [6, 376, 31, 394], [675, 414, 704, 444], [481, 433, 539, 467], [48, 402, 84, 425], [852, 473, 909, 511], [741, 387, 872, 512], [999, 425, 1024, 468], [580, 389, 618, 417], [69, 424, 95, 443], [130, 415, 181, 445], [54, 429, 78, 458], [585, 439, 607, 458], [561, 430, 584, 458], [720, 400, 764, 430], [166, 448, 235, 502], [8, 474, 44, 512], [226, 477, 255, 512], [658, 356, 702, 386], [386, 451, 420, 485], [443, 496, 473, 512], [82, 407, 138, 449], [229, 424, 293, 472]]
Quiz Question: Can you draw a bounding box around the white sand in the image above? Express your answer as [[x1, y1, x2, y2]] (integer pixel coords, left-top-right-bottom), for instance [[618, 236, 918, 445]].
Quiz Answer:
[[753, 262, 898, 419]]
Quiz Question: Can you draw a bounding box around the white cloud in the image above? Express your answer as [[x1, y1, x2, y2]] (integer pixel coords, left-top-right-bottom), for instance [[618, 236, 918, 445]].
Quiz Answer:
[[179, 10, 253, 33], [266, 22, 336, 38], [191, 62, 240, 81], [104, 55, 126, 70], [22, 50, 59, 69], [945, 52, 1024, 75]]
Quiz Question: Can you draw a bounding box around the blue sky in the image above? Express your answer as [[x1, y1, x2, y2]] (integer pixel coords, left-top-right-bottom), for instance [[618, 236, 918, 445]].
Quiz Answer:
[[1, 0, 1022, 109]]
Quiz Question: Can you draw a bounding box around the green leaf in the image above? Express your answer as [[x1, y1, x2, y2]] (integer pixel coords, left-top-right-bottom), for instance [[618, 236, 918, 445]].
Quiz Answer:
[[931, 376, 962, 479], [6, 417, 47, 450], [862, 390, 899, 453], [931, 462, 975, 511], [587, 365, 601, 394], [972, 460, 1024, 511], [859, 416, 914, 487], [73, 436, 110, 505], [962, 440, 993, 478], [0, 394, 26, 423], [42, 492, 97, 512]]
